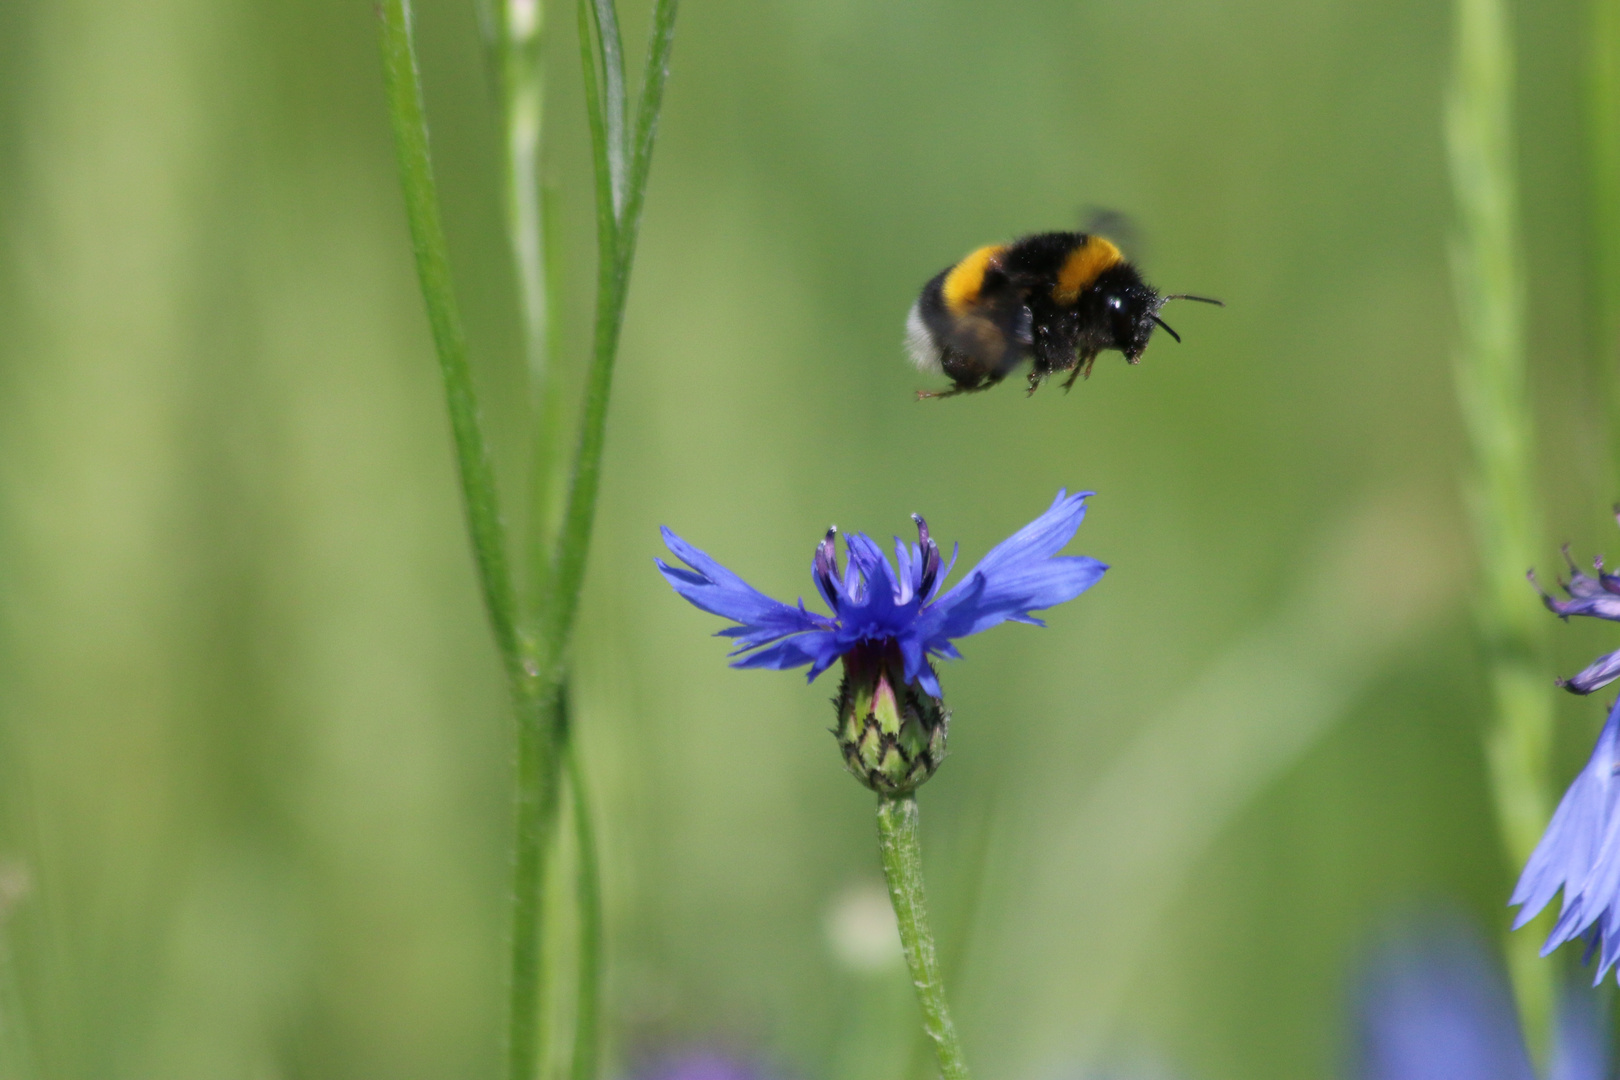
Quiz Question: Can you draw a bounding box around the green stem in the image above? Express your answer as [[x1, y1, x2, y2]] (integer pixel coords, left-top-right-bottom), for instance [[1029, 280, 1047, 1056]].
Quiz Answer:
[[378, 8, 567, 1078], [539, 0, 679, 668], [488, 0, 567, 620], [1445, 0, 1554, 1059], [508, 681, 565, 1080], [378, 0, 525, 690], [385, 3, 678, 1076], [567, 731, 603, 1080], [524, 181, 569, 620], [904, 797, 995, 1080], [876, 795, 971, 1080], [496, 0, 549, 388]]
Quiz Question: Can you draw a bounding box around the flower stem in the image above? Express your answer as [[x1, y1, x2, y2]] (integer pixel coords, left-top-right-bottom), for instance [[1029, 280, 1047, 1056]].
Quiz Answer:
[[567, 730, 603, 1080], [876, 794, 971, 1080], [509, 681, 565, 1080], [377, 0, 524, 692], [1445, 0, 1554, 1059], [377, 8, 568, 1078], [537, 0, 678, 667], [383, 2, 676, 1076]]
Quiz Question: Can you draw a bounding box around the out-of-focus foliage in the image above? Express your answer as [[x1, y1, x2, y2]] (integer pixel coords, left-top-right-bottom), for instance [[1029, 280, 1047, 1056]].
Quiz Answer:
[[0, 0, 1612, 1078]]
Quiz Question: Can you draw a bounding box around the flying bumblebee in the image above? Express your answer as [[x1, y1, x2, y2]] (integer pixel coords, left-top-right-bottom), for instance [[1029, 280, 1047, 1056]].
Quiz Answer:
[[905, 231, 1222, 399]]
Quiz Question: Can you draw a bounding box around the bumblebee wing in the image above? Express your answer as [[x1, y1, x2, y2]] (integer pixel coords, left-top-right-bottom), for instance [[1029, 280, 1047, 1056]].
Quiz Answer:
[[1079, 207, 1145, 262]]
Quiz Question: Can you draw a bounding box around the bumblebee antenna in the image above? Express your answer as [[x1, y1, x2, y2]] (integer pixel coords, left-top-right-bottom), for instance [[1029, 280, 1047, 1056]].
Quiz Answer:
[[1162, 294, 1224, 306], [1151, 315, 1181, 342]]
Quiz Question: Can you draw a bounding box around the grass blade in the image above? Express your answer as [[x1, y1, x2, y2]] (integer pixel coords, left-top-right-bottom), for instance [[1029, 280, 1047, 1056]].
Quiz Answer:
[[1444, 0, 1554, 1058]]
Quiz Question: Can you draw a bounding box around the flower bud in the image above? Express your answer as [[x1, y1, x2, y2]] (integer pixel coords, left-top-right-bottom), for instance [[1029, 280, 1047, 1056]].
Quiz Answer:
[[834, 641, 948, 794]]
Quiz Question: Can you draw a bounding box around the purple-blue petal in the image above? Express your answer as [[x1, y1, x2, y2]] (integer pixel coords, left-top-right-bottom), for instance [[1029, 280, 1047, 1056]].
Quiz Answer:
[[731, 631, 839, 673], [922, 555, 1107, 643], [899, 635, 927, 688], [916, 490, 1104, 644], [1511, 699, 1620, 983], [1566, 649, 1620, 695], [658, 527, 831, 655]]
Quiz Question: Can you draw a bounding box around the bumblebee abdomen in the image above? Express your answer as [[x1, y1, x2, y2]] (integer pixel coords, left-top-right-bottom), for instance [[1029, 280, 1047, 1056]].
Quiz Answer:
[[905, 258, 1028, 388]]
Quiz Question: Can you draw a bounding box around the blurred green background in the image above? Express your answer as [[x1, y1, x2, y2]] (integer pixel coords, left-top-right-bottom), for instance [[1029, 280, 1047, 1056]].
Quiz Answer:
[[0, 0, 1615, 1077]]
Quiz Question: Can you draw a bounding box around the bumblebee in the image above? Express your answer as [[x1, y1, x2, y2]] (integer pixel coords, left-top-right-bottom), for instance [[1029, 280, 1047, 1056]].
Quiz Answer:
[[905, 231, 1221, 398]]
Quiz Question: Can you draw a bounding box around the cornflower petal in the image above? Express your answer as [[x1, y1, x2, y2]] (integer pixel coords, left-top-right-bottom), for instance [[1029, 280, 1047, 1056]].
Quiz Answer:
[[731, 631, 841, 674], [919, 490, 1107, 644], [656, 526, 831, 653], [1532, 550, 1620, 622], [1511, 700, 1620, 982], [1565, 649, 1620, 696]]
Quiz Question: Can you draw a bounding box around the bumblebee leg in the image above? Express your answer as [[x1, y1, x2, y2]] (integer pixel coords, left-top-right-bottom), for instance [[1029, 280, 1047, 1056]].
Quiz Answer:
[[1060, 351, 1098, 392], [917, 374, 1000, 401]]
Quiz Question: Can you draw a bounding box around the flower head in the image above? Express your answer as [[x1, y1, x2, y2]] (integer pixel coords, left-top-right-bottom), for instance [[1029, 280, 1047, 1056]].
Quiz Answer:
[[657, 489, 1105, 695], [656, 490, 1106, 791]]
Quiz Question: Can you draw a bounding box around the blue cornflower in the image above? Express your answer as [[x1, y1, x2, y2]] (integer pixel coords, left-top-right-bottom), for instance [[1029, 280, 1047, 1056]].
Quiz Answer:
[[657, 490, 1106, 792], [1516, 516, 1620, 983]]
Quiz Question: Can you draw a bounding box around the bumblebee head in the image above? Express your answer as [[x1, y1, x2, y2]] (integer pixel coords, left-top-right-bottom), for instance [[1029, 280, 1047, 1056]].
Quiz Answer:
[[1096, 272, 1223, 362], [1088, 270, 1166, 362]]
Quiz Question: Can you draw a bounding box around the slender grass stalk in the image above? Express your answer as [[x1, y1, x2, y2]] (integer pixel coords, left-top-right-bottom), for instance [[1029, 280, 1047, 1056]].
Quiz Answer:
[[376, 12, 567, 1080], [537, 0, 679, 673], [1444, 0, 1554, 1059], [495, 0, 550, 387], [378, 0, 526, 692], [524, 182, 570, 619], [567, 730, 603, 1080], [486, 0, 570, 616], [876, 795, 971, 1080], [526, 10, 676, 1075], [382, 2, 677, 1075], [1590, 0, 1620, 469], [510, 681, 567, 1080]]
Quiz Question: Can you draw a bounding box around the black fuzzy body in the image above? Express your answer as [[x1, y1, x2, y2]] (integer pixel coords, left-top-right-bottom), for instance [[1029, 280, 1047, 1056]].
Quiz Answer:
[[910, 231, 1171, 398]]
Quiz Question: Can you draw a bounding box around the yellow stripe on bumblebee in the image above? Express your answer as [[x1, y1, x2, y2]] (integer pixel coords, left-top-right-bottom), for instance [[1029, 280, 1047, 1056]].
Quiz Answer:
[[940, 245, 1006, 314], [1052, 236, 1123, 304]]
